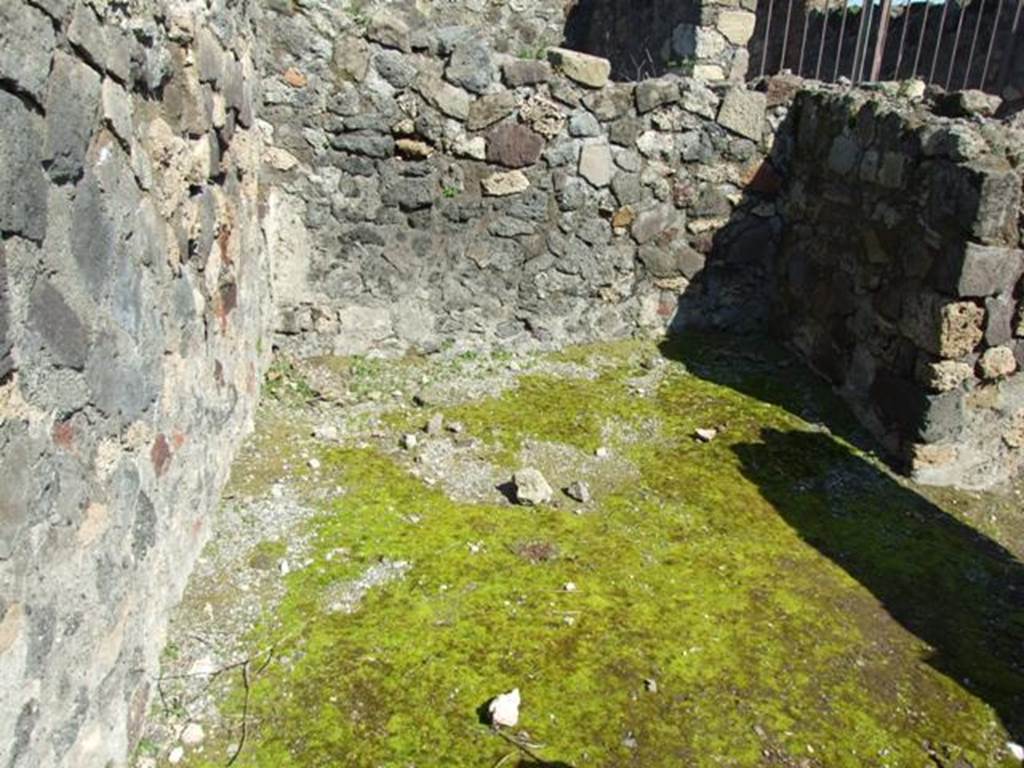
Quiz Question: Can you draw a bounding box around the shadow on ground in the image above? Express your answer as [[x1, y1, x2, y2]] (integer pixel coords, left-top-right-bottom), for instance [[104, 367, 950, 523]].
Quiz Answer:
[[661, 333, 1024, 743]]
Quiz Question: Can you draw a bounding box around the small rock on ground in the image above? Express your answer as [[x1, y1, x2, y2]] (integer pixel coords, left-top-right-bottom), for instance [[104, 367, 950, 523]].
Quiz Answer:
[[513, 468, 553, 506], [565, 480, 591, 503], [180, 723, 205, 746], [695, 427, 718, 443]]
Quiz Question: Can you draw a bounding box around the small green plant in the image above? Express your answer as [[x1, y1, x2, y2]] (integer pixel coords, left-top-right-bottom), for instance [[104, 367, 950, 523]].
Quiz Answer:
[[442, 185, 459, 199], [347, 0, 370, 28], [134, 738, 159, 758], [666, 56, 696, 76], [263, 357, 319, 403], [160, 642, 180, 662], [518, 44, 548, 61]]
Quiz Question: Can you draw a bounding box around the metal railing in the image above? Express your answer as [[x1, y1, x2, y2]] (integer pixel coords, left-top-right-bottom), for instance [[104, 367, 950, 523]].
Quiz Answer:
[[753, 0, 1023, 92]]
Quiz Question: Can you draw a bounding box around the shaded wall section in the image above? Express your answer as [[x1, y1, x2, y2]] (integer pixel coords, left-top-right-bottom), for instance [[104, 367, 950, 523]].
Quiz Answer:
[[777, 85, 1024, 487], [564, 0, 701, 79]]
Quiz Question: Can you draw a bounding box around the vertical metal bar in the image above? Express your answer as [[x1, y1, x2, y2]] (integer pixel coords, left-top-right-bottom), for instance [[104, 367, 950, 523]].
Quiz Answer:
[[852, 0, 872, 81], [964, 0, 989, 87], [928, 0, 952, 83], [912, 0, 932, 76], [946, 0, 970, 89], [863, 0, 879, 80], [981, 0, 1006, 87], [834, 0, 853, 80], [894, 0, 913, 78], [816, 0, 833, 78], [871, 0, 894, 79], [996, 0, 1023, 90], [760, 0, 777, 76], [780, 0, 796, 72], [798, 6, 813, 74]]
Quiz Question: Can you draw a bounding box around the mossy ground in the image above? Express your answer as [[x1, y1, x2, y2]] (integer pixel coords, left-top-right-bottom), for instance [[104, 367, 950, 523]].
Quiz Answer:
[[153, 335, 1024, 768]]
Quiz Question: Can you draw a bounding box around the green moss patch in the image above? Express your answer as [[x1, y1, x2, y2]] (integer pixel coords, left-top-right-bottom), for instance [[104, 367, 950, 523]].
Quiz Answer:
[[172, 336, 1023, 768]]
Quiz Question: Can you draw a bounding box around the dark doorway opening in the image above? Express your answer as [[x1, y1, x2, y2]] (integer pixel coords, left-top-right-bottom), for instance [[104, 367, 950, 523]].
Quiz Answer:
[[563, 0, 702, 80]]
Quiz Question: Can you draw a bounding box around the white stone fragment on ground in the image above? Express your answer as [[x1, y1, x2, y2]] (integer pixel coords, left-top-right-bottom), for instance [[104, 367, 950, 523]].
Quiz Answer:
[[400, 433, 418, 450], [595, 446, 609, 458], [565, 480, 591, 503], [1008, 742, 1024, 762], [446, 421, 464, 434], [425, 413, 444, 435], [563, 582, 577, 592], [313, 425, 338, 441], [695, 427, 718, 443], [488, 688, 521, 727], [644, 678, 658, 693], [308, 458, 321, 470], [513, 468, 553, 506], [168, 747, 184, 765], [188, 655, 219, 676], [181, 722, 205, 746]]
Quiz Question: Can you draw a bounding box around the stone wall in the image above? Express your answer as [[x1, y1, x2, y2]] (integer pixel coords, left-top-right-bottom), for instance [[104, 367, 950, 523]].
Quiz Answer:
[[779, 84, 1024, 488], [0, 2, 270, 766], [257, 4, 789, 357]]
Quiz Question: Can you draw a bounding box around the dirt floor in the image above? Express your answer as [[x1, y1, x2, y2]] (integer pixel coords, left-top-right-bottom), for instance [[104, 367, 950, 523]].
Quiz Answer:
[[135, 334, 1024, 768]]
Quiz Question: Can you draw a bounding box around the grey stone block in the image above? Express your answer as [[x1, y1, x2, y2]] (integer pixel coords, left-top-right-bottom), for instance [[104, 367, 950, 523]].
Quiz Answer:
[[67, 1, 108, 72], [639, 242, 704, 279], [28, 0, 70, 18], [0, 0, 56, 102], [582, 84, 635, 121], [502, 59, 551, 87], [373, 50, 417, 89], [367, 11, 411, 52], [0, 92, 49, 242], [632, 205, 683, 245], [43, 52, 102, 184], [635, 77, 681, 114], [985, 295, 1016, 346], [29, 280, 90, 370], [568, 111, 601, 138], [195, 28, 225, 86], [223, 56, 254, 127], [0, 247, 11, 381], [85, 331, 160, 427], [467, 91, 517, 131], [330, 132, 395, 158], [608, 117, 641, 146], [716, 87, 766, 142], [71, 171, 115, 294], [612, 173, 643, 206], [445, 37, 494, 94], [955, 243, 1024, 298], [132, 491, 157, 561]]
